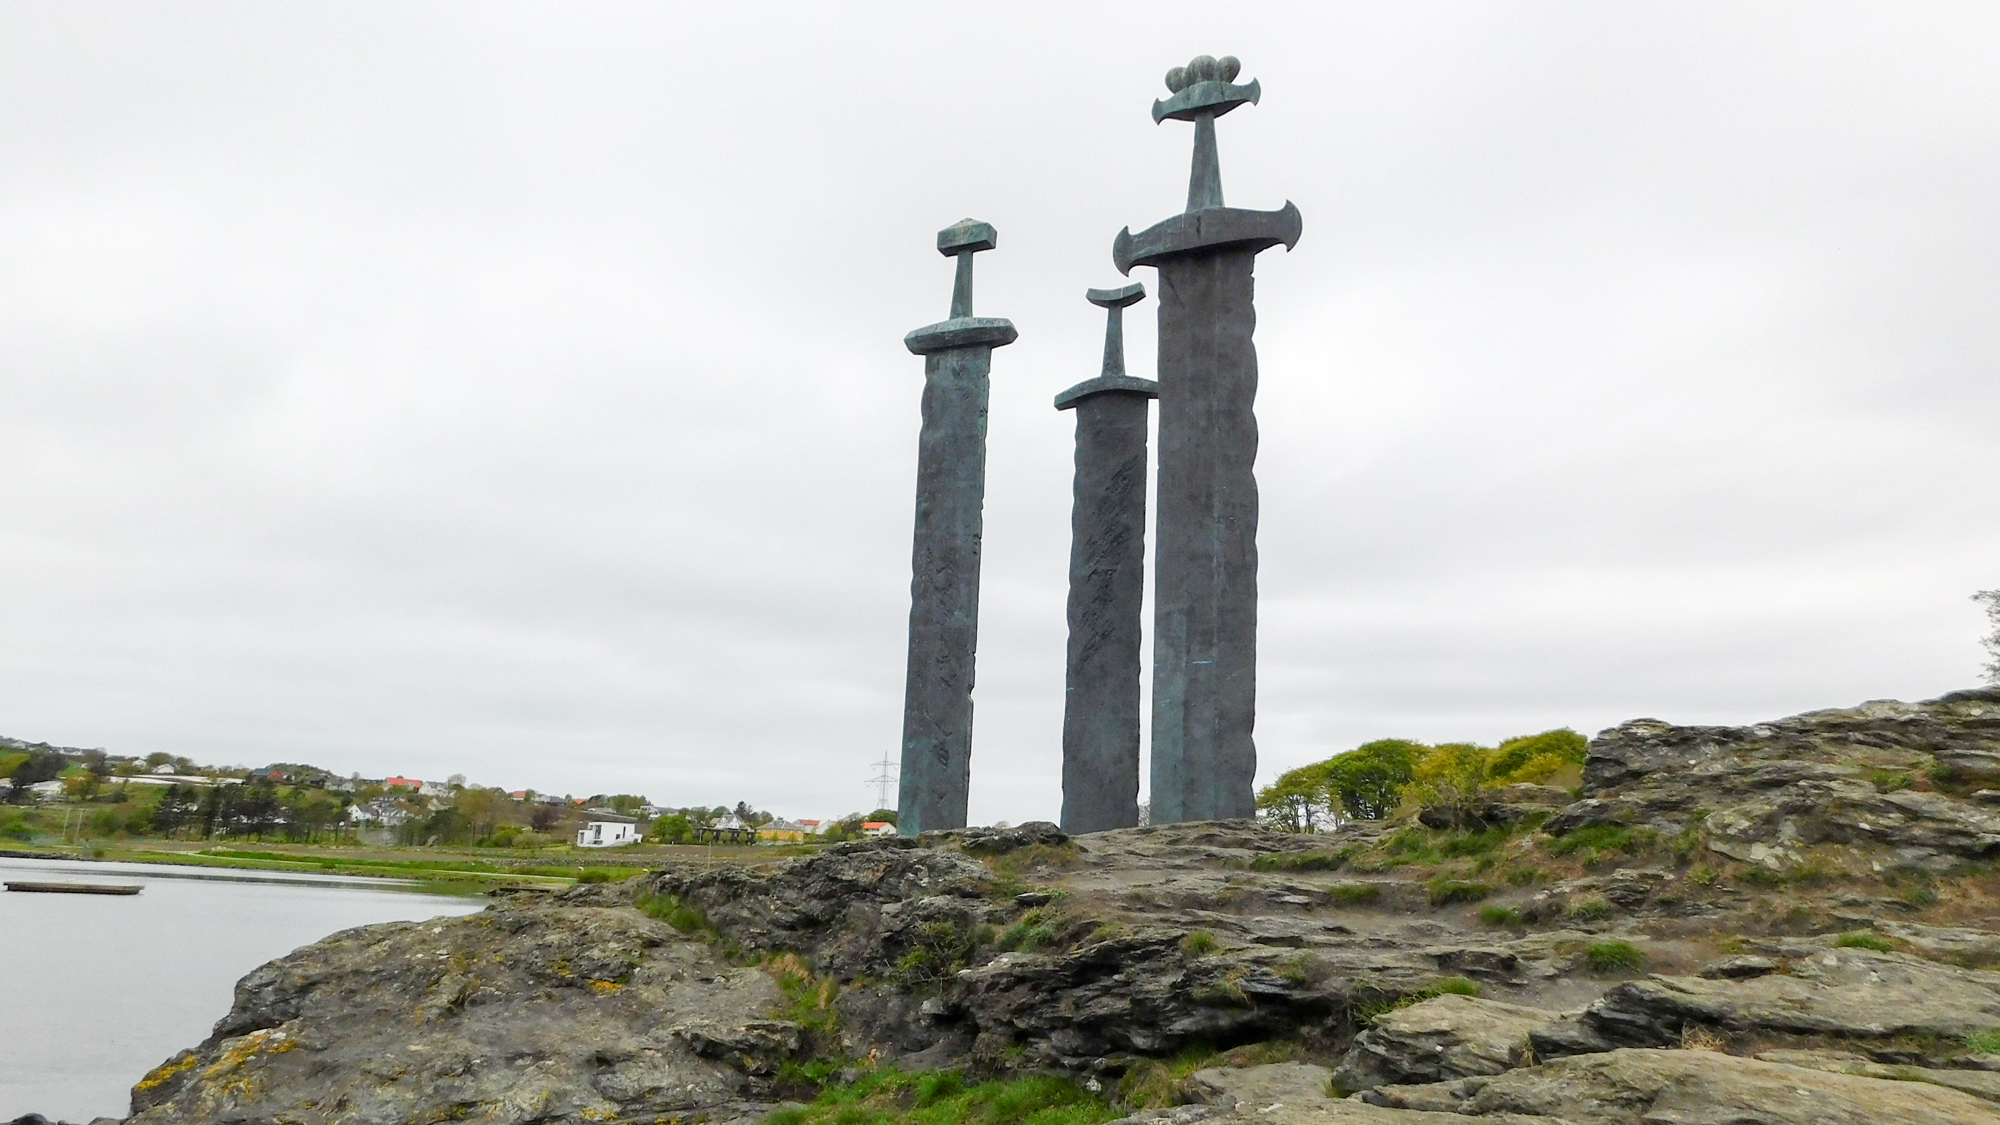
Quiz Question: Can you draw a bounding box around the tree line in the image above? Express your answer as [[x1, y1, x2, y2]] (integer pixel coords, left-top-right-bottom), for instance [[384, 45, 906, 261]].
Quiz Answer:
[[1254, 728, 1590, 834]]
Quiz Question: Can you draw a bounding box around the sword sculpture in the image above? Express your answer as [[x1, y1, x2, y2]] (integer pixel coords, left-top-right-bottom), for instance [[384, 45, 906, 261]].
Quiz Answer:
[[1113, 55, 1301, 823], [1055, 282, 1155, 834], [897, 218, 1017, 835]]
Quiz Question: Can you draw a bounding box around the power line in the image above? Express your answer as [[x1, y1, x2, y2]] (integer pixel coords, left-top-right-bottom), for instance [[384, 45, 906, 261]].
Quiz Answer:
[[866, 752, 897, 811]]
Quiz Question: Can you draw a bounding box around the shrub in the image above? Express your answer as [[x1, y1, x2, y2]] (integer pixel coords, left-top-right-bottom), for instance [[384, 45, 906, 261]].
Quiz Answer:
[[1832, 931, 1895, 952], [896, 919, 975, 988], [1426, 879, 1491, 906], [1479, 905, 1524, 927], [1179, 930, 1219, 956], [1487, 730, 1588, 783], [1585, 941, 1645, 972], [1410, 743, 1491, 829]]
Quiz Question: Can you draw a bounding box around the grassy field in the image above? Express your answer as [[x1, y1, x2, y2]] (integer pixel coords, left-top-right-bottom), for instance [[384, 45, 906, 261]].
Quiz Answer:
[[0, 833, 786, 892]]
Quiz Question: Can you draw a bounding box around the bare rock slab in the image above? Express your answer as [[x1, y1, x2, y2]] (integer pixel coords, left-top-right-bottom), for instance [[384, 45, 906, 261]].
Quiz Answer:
[[1334, 995, 1561, 1091], [125, 899, 791, 1125], [1369, 1047, 2000, 1125], [1535, 948, 2000, 1059]]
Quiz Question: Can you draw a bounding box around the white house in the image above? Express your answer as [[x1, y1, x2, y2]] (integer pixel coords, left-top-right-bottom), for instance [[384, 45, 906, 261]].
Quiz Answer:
[[576, 811, 641, 848]]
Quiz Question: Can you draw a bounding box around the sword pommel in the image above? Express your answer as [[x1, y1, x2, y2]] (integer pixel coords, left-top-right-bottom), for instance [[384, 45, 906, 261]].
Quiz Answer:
[[1153, 55, 1259, 124], [936, 218, 998, 319], [1086, 282, 1145, 310], [937, 219, 997, 256]]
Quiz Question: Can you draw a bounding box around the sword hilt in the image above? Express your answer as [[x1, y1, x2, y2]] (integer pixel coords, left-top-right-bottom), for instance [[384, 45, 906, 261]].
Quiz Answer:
[[937, 219, 998, 319], [1152, 55, 1261, 213]]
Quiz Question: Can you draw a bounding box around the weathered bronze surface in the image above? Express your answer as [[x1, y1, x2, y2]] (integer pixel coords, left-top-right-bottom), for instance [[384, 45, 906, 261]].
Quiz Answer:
[[1056, 283, 1155, 834], [898, 220, 1015, 835], [1115, 57, 1301, 824]]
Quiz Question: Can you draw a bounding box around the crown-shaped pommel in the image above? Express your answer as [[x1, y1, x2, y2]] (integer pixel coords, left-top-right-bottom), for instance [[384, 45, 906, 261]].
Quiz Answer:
[[1086, 282, 1146, 310], [1153, 54, 1260, 124]]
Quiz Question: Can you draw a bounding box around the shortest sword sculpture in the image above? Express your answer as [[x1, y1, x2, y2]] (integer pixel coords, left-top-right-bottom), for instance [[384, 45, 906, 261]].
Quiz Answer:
[[1055, 282, 1156, 834], [897, 219, 1017, 836]]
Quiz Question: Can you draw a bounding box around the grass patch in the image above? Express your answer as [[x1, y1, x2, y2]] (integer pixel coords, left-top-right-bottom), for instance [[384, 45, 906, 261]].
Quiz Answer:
[[1355, 976, 1483, 1021], [1179, 930, 1219, 957], [636, 891, 716, 937], [1250, 849, 1350, 872], [986, 843, 1082, 881], [1566, 897, 1611, 922], [1479, 905, 1523, 927], [1965, 1030, 2000, 1055], [769, 1068, 1118, 1125], [1117, 1041, 1223, 1108], [1329, 884, 1382, 906], [1426, 879, 1491, 906], [1584, 940, 1645, 972], [1546, 825, 1655, 859], [997, 908, 1076, 954], [1832, 931, 1895, 952], [765, 953, 840, 1035]]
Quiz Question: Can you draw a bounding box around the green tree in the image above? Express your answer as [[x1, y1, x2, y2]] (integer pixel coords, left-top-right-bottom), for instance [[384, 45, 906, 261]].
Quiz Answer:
[[6, 749, 65, 803], [1255, 762, 1336, 833], [1323, 739, 1423, 820], [650, 813, 694, 844], [866, 808, 898, 826]]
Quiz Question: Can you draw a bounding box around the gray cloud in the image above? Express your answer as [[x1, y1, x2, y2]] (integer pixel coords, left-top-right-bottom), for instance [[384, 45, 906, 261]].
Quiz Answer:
[[1, 3, 1996, 823]]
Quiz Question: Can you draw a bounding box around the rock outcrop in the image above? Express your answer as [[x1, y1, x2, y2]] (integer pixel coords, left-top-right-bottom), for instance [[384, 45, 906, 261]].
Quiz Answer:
[[125, 896, 795, 1125], [1333, 996, 1558, 1091], [117, 688, 2000, 1125]]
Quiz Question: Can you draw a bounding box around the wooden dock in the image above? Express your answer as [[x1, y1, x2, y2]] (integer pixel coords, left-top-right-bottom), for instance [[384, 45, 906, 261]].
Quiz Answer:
[[4, 880, 143, 895]]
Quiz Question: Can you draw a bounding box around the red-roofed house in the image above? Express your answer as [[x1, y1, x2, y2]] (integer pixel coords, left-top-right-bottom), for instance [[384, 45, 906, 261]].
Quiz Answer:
[[382, 777, 423, 790]]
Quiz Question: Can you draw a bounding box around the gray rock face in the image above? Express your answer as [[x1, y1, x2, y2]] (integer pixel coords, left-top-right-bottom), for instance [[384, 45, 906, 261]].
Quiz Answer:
[[1532, 947, 2000, 1062], [1367, 1047, 2000, 1124], [1333, 995, 1560, 1091], [125, 896, 792, 1125], [1553, 688, 2000, 870]]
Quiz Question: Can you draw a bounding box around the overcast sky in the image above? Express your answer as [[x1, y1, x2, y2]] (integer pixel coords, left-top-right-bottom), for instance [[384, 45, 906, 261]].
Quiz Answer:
[[2, 3, 1996, 822]]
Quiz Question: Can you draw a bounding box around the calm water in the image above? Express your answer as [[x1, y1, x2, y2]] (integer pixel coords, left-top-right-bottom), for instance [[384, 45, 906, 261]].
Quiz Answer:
[[0, 855, 484, 1121]]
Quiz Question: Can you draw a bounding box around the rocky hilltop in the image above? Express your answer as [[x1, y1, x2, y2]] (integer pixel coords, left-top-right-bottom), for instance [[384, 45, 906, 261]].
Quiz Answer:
[[114, 689, 2000, 1125]]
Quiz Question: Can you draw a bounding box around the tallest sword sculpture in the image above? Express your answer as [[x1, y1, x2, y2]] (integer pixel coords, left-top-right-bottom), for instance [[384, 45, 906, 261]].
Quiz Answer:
[[1114, 55, 1301, 824]]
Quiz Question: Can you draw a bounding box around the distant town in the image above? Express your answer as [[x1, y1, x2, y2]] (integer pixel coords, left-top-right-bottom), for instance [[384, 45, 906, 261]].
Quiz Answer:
[[0, 735, 899, 849]]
